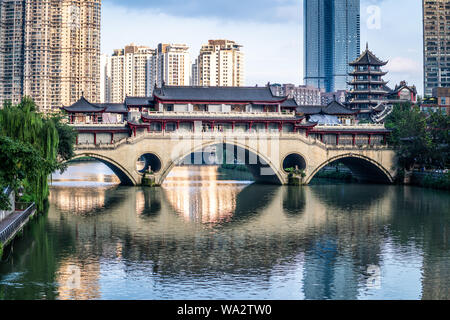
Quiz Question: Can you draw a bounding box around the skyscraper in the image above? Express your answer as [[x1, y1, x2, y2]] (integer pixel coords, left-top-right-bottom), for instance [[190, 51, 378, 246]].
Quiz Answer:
[[154, 43, 191, 87], [423, 0, 450, 96], [110, 44, 155, 103], [0, 0, 101, 112], [303, 0, 360, 93], [194, 40, 245, 87]]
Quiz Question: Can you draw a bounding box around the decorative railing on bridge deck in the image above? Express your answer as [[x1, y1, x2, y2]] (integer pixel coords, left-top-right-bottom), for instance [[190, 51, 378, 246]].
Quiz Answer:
[[143, 111, 297, 119], [74, 130, 392, 152]]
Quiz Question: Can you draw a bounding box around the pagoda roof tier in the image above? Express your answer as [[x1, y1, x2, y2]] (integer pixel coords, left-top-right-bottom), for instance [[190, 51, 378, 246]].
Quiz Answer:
[[349, 44, 388, 66], [347, 80, 388, 85], [349, 71, 388, 76], [153, 85, 287, 105], [62, 96, 106, 113], [347, 99, 386, 104], [349, 89, 390, 94]]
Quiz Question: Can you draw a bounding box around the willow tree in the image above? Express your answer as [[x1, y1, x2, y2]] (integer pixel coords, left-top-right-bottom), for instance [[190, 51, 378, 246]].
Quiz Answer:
[[0, 97, 61, 210]]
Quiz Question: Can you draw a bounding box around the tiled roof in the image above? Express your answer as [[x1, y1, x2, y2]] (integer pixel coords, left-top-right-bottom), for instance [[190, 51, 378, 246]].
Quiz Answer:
[[323, 101, 358, 115], [281, 99, 298, 108], [296, 105, 323, 115], [297, 101, 357, 116], [153, 85, 287, 103], [101, 103, 128, 113], [349, 45, 387, 66], [125, 96, 154, 106], [62, 97, 106, 113]]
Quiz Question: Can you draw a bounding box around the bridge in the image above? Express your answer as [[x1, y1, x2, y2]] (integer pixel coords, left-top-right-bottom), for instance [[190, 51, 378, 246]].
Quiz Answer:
[[72, 128, 397, 186]]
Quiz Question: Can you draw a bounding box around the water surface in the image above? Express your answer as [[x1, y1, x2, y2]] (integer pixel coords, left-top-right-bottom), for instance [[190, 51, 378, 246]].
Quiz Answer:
[[0, 161, 448, 300]]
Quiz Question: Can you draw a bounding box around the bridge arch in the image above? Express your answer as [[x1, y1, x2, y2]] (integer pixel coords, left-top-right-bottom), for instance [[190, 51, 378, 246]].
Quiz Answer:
[[305, 153, 394, 185], [157, 141, 286, 185], [69, 153, 137, 186]]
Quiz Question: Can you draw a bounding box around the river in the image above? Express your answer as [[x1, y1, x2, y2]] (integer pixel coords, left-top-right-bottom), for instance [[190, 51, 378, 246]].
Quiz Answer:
[[0, 161, 448, 300]]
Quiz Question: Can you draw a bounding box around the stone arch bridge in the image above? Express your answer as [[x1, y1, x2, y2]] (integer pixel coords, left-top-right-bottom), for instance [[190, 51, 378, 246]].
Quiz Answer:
[[72, 131, 397, 186]]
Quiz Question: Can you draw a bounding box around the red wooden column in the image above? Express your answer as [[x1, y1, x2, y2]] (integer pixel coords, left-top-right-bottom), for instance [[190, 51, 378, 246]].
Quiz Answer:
[[76, 134, 79, 145], [133, 127, 137, 137], [336, 134, 340, 145], [368, 134, 372, 146], [265, 122, 269, 131], [352, 134, 356, 146], [94, 133, 97, 145], [211, 121, 215, 132], [232, 122, 235, 132], [249, 122, 253, 132], [162, 121, 166, 132], [147, 122, 151, 133], [111, 133, 114, 144], [176, 121, 180, 131]]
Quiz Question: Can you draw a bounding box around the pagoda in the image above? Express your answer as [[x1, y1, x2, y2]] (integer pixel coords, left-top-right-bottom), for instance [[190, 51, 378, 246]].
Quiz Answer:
[[347, 44, 390, 119]]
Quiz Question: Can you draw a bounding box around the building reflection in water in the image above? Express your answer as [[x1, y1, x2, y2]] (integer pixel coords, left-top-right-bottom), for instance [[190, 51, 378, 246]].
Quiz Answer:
[[56, 260, 101, 300], [1, 162, 443, 300], [162, 166, 250, 224]]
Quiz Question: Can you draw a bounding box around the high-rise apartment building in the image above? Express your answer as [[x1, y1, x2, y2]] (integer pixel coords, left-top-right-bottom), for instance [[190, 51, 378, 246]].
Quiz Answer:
[[100, 54, 112, 103], [154, 43, 190, 87], [304, 0, 360, 92], [423, 0, 450, 96], [110, 44, 155, 103], [0, 0, 101, 112], [194, 40, 245, 87]]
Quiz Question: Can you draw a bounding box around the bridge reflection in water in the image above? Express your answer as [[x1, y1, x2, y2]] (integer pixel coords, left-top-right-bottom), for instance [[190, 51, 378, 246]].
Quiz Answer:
[[0, 162, 448, 300]]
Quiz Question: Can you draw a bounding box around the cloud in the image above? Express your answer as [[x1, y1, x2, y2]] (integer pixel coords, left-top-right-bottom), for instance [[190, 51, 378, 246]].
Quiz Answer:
[[103, 0, 300, 23], [387, 57, 421, 74]]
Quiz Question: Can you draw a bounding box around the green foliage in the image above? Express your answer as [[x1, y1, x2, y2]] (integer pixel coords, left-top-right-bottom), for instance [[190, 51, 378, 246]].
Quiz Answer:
[[49, 114, 77, 172], [0, 97, 75, 210], [285, 167, 306, 178], [0, 136, 53, 210], [385, 103, 449, 171], [417, 172, 450, 190]]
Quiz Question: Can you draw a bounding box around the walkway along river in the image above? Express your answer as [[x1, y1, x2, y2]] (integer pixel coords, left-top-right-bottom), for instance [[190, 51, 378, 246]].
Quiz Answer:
[[0, 161, 448, 300]]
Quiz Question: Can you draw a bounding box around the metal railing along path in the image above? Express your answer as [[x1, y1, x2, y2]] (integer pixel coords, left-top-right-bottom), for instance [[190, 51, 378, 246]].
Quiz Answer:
[[0, 203, 36, 244]]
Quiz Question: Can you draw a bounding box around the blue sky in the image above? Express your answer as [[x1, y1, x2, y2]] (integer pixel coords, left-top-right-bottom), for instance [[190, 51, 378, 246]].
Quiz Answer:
[[102, 0, 424, 94]]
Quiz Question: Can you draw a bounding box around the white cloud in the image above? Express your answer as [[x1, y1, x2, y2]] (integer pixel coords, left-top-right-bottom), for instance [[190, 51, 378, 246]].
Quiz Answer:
[[387, 57, 421, 74]]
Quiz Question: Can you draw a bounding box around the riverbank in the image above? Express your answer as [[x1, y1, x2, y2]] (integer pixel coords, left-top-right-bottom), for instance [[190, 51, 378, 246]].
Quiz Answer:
[[411, 171, 450, 191]]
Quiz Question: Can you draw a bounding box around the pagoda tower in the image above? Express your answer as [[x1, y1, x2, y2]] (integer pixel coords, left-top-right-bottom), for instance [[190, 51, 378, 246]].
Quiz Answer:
[[347, 44, 390, 119]]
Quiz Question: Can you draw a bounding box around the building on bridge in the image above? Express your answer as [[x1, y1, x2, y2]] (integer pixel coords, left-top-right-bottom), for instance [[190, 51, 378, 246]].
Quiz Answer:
[[62, 85, 391, 148]]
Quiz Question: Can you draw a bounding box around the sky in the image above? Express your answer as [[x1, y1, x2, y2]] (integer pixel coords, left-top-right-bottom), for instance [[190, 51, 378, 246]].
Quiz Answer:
[[101, 0, 424, 94]]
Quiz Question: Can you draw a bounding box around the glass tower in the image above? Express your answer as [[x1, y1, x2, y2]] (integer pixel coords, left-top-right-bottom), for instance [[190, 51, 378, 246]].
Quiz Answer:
[[304, 0, 360, 93]]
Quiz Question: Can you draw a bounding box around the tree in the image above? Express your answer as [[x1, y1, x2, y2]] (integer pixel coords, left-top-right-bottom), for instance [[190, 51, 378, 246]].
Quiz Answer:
[[427, 110, 450, 169], [0, 136, 52, 210], [385, 103, 450, 171], [0, 97, 75, 210]]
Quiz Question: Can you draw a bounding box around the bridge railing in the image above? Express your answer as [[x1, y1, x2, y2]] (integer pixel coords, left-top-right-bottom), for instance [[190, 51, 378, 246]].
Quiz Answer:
[[74, 130, 391, 152]]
